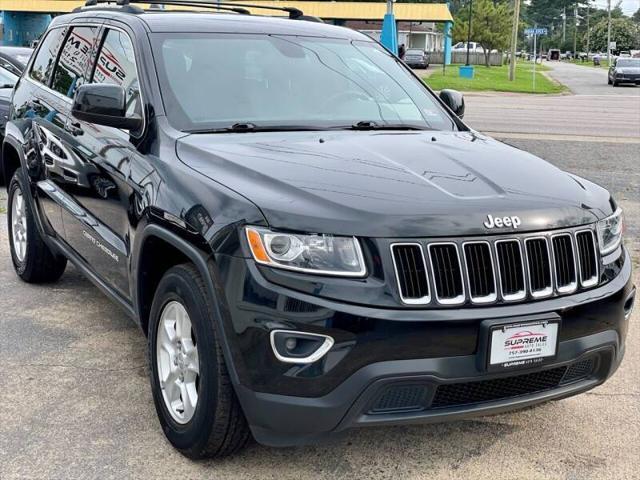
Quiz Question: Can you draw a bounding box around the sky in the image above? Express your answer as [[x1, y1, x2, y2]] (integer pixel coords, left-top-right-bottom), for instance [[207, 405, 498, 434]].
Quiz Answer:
[[592, 0, 640, 16]]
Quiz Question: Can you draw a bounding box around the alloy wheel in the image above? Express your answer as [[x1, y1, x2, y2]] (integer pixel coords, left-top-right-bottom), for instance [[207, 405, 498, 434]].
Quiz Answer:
[[156, 301, 200, 424], [11, 188, 28, 262]]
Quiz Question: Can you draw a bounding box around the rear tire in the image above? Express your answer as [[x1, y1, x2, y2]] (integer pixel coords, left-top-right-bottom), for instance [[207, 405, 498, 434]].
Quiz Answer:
[[7, 170, 67, 283], [148, 264, 251, 459]]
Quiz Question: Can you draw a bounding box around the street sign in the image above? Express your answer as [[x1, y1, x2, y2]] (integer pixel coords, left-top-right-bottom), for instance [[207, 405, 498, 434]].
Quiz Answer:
[[525, 26, 548, 93], [525, 28, 548, 36]]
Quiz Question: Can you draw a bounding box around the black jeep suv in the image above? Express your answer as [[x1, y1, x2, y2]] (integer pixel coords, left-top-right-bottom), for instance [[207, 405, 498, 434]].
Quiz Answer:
[[3, 0, 635, 459]]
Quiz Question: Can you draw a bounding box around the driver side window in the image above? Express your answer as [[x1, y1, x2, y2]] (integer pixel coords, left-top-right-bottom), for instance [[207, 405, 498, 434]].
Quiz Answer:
[[92, 29, 141, 119]]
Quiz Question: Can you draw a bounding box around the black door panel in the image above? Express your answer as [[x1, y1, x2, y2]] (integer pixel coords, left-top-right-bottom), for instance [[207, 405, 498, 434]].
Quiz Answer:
[[52, 26, 147, 300]]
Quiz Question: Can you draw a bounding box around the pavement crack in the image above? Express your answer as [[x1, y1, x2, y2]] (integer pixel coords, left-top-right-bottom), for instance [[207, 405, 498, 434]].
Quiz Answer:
[[584, 392, 640, 398], [8, 362, 147, 372]]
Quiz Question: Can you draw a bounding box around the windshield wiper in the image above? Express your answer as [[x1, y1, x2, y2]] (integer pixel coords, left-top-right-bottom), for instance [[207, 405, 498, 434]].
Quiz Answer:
[[348, 121, 432, 131], [186, 122, 433, 134], [0, 84, 15, 89], [187, 123, 334, 134]]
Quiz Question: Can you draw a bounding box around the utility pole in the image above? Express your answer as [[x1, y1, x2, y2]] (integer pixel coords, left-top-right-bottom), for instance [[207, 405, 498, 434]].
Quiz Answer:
[[586, 1, 590, 56], [465, 0, 474, 66], [606, 0, 612, 66], [573, 2, 578, 56], [562, 7, 566, 44], [509, 0, 521, 81]]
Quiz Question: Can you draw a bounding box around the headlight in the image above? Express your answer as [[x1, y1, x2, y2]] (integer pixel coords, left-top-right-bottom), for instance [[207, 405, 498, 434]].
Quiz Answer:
[[597, 208, 624, 256], [245, 226, 366, 277]]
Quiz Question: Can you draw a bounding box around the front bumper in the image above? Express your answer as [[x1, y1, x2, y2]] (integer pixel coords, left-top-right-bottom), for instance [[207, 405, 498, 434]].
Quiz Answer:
[[407, 62, 428, 68], [215, 248, 634, 447], [615, 74, 640, 84], [238, 331, 622, 446]]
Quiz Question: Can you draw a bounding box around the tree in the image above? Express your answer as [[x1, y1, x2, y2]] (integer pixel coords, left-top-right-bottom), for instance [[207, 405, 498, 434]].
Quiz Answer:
[[453, 0, 513, 67], [589, 16, 640, 52]]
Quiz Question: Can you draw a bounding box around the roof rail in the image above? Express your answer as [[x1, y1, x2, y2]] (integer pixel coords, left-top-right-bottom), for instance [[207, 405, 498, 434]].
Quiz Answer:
[[80, 0, 304, 19], [77, 0, 145, 13]]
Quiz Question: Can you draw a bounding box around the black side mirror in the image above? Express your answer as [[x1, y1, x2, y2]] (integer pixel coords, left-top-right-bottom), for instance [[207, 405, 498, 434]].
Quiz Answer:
[[72, 84, 142, 131], [439, 89, 465, 119]]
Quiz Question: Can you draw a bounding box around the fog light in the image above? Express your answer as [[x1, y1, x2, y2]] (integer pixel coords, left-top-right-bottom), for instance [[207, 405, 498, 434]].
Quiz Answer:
[[270, 330, 334, 364], [285, 337, 298, 351]]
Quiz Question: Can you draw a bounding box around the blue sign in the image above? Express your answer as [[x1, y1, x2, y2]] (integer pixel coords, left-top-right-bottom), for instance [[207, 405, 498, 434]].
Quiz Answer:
[[525, 28, 548, 36]]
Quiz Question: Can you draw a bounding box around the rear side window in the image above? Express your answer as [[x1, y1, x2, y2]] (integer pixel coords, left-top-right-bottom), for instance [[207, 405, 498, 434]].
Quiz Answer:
[[92, 29, 141, 118], [30, 27, 67, 85], [51, 26, 100, 97]]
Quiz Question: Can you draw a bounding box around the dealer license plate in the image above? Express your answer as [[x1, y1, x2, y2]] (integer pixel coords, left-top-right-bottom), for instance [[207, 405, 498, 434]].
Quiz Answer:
[[489, 321, 559, 370]]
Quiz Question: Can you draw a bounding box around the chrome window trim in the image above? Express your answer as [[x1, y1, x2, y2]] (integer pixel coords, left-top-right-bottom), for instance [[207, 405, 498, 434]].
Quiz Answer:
[[27, 26, 69, 87], [27, 23, 103, 103], [462, 240, 497, 304], [494, 239, 527, 302], [551, 232, 578, 294], [428, 242, 466, 306], [575, 229, 599, 287], [25, 22, 147, 138], [524, 236, 553, 299], [390, 242, 431, 305]]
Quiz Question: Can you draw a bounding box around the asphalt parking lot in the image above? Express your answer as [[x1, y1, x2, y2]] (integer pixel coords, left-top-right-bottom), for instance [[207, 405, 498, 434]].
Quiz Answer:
[[1, 69, 639, 479]]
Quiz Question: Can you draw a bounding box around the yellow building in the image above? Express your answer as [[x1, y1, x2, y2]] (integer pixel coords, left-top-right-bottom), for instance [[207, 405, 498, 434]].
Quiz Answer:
[[0, 1, 453, 57]]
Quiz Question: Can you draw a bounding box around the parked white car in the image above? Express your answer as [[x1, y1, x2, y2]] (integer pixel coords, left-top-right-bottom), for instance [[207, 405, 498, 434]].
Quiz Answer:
[[452, 41, 483, 53], [452, 42, 497, 54]]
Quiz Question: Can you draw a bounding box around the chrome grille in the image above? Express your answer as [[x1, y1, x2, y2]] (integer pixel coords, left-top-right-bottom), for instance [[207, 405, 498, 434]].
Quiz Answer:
[[463, 242, 496, 303], [576, 230, 598, 287], [429, 243, 465, 304], [391, 244, 430, 304], [525, 238, 553, 298], [391, 227, 599, 306], [495, 240, 526, 301], [552, 234, 577, 293]]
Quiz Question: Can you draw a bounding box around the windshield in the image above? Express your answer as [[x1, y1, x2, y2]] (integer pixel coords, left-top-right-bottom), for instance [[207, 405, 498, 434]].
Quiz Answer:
[[616, 58, 640, 68], [151, 33, 456, 132], [406, 49, 423, 55]]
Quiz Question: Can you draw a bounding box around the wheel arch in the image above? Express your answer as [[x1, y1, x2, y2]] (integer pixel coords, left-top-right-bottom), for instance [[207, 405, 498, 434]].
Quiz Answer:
[[134, 223, 240, 384], [2, 134, 26, 190]]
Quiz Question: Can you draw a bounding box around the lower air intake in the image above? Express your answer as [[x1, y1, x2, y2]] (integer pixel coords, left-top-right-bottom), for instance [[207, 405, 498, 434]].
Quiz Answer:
[[369, 385, 430, 414], [431, 367, 568, 409]]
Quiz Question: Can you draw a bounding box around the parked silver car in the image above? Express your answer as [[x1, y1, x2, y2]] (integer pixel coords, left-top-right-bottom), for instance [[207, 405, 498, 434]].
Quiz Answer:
[[404, 48, 429, 69], [608, 57, 640, 87]]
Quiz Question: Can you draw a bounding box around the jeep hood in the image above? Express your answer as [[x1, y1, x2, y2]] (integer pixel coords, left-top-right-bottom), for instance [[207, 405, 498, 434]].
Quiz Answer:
[[177, 131, 611, 237]]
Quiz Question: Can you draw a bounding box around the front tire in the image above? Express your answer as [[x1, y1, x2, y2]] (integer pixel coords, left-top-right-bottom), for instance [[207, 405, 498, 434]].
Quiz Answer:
[[148, 264, 251, 459], [7, 170, 67, 283]]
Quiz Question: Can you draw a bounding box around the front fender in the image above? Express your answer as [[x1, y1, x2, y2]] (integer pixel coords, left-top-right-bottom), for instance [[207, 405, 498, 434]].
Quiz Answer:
[[3, 119, 39, 184], [132, 222, 241, 385]]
